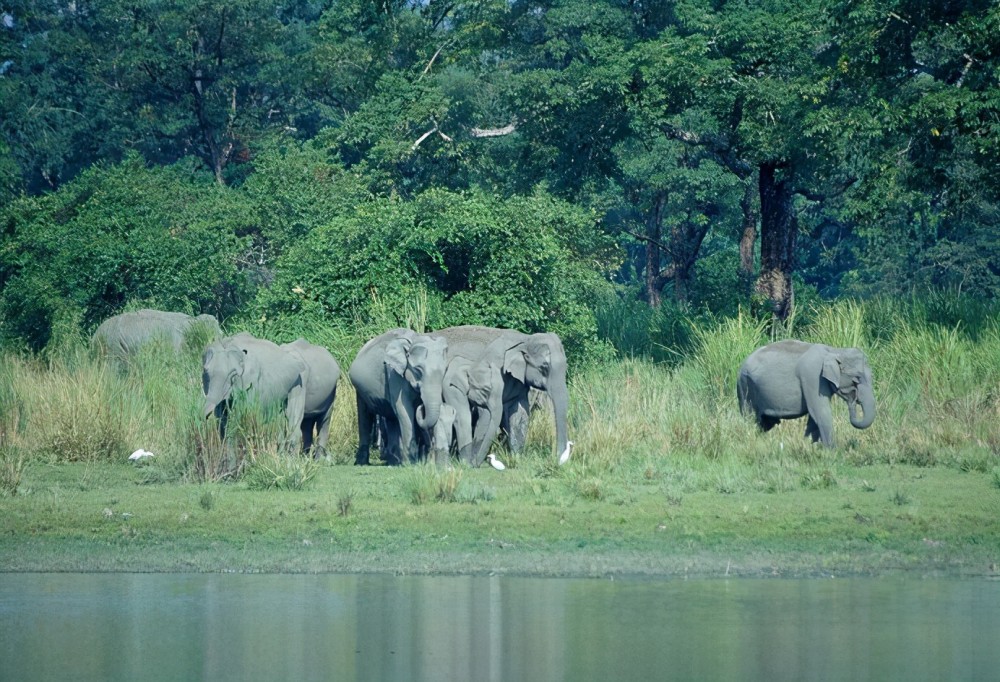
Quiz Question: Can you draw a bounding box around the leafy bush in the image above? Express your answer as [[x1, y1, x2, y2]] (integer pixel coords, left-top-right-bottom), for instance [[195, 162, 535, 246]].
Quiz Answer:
[[0, 154, 253, 350], [254, 186, 619, 359]]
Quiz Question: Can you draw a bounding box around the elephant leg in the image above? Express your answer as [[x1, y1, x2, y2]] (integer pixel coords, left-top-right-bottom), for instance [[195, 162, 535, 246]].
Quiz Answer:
[[804, 416, 822, 443], [382, 419, 403, 466], [285, 384, 307, 453], [503, 393, 530, 453], [313, 405, 334, 460], [759, 415, 780, 432], [392, 396, 417, 465], [354, 396, 373, 465], [300, 415, 316, 454], [444, 386, 475, 465], [471, 405, 503, 467], [805, 396, 836, 447]]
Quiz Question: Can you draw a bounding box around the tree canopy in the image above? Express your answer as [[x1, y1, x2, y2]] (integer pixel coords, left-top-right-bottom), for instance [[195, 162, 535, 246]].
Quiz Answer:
[[1, 0, 997, 354]]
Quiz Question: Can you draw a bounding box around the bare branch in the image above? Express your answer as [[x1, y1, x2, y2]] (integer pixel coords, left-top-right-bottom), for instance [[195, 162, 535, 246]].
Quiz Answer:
[[419, 44, 446, 80], [621, 227, 673, 255], [411, 125, 439, 150], [470, 122, 518, 138], [955, 53, 975, 87]]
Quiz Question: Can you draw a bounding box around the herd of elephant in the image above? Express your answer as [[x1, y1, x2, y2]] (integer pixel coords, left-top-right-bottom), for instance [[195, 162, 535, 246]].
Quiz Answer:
[[92, 309, 877, 467], [92, 309, 571, 467]]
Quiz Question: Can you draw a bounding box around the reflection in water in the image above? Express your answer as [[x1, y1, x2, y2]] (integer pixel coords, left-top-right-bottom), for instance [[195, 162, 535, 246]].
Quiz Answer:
[[1, 573, 998, 682]]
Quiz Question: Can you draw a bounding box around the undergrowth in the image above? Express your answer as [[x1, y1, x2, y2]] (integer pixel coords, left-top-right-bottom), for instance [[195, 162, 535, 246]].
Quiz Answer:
[[0, 293, 997, 496]]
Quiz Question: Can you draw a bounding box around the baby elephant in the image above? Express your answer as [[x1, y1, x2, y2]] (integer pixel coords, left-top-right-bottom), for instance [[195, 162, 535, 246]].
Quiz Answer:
[[737, 340, 875, 447]]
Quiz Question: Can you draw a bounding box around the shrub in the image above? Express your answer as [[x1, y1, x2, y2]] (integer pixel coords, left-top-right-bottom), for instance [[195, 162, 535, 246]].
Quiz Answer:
[[0, 154, 253, 350], [253, 187, 620, 360]]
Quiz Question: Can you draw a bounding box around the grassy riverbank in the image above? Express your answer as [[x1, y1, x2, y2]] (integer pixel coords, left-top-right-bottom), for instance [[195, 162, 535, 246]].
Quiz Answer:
[[1, 459, 997, 577], [2, 298, 1000, 577]]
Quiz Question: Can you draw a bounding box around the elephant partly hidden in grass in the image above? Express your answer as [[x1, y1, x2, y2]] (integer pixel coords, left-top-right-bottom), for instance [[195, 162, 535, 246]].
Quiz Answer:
[[202, 333, 340, 456], [433, 326, 571, 465], [349, 328, 449, 466], [92, 309, 221, 364], [737, 340, 876, 447]]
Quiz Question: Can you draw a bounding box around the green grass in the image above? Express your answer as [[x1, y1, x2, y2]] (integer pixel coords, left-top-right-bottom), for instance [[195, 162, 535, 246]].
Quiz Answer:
[[0, 459, 995, 576], [0, 295, 999, 577]]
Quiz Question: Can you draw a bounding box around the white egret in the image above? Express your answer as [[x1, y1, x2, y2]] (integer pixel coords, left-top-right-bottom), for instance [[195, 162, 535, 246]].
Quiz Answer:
[[485, 453, 506, 470], [558, 440, 574, 466], [128, 449, 154, 461]]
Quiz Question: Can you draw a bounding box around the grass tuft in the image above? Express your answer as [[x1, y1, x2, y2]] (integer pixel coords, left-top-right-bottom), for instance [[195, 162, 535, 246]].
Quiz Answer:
[[337, 490, 355, 516], [244, 451, 319, 491]]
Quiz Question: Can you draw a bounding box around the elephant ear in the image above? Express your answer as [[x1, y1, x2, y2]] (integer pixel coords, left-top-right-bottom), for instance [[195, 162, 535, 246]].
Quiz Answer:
[[821, 353, 842, 389], [385, 338, 411, 376], [503, 345, 528, 383], [447, 359, 471, 394], [467, 363, 496, 404]]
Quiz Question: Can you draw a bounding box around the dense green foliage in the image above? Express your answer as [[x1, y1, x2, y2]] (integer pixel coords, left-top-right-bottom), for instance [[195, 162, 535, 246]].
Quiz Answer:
[[0, 156, 253, 349], [255, 186, 618, 354], [1, 0, 998, 353]]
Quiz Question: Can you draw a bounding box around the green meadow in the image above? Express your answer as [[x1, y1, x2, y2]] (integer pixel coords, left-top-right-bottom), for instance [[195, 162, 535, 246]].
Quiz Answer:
[[2, 299, 999, 578]]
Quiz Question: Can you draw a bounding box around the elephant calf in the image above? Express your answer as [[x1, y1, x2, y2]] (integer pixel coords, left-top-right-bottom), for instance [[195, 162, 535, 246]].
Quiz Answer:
[[737, 340, 876, 447]]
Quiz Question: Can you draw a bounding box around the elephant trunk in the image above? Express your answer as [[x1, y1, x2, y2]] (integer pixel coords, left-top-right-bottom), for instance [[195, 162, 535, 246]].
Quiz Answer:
[[203, 376, 231, 421], [549, 370, 570, 459], [848, 383, 876, 430], [415, 382, 443, 431]]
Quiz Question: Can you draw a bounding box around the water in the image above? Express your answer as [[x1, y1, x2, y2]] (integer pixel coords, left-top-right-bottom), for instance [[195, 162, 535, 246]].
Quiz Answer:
[[1, 573, 997, 682]]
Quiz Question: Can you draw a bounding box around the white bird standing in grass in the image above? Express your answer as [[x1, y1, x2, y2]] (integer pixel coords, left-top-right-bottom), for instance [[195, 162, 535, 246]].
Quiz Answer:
[[486, 453, 506, 470], [128, 449, 154, 461], [558, 440, 574, 466]]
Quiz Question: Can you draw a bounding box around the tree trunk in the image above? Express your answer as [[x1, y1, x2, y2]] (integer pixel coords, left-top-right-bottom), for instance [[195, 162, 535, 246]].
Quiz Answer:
[[738, 177, 759, 297], [755, 161, 797, 320], [643, 192, 668, 308], [670, 216, 710, 305]]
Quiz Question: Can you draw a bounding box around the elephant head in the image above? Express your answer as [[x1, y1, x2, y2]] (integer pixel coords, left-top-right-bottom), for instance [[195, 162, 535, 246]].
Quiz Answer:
[[821, 348, 876, 430], [385, 333, 448, 433], [202, 341, 249, 420], [499, 332, 569, 458]]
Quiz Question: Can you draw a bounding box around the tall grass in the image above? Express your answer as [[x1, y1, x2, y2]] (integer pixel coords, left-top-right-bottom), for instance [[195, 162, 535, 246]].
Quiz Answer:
[[3, 291, 998, 493]]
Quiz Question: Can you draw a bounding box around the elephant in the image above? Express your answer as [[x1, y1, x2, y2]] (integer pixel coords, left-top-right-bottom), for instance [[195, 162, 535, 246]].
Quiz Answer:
[[92, 309, 221, 364], [440, 355, 504, 466], [433, 326, 570, 464], [280, 338, 341, 457], [349, 328, 449, 466], [202, 333, 340, 455], [737, 340, 876, 447]]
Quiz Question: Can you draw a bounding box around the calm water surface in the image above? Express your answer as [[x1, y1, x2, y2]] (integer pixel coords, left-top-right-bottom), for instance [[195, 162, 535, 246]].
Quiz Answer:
[[1, 573, 997, 682]]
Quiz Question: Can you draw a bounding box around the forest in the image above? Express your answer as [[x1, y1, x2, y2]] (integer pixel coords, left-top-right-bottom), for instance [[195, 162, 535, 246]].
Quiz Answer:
[[1, 0, 997, 356], [1, 2, 999, 577]]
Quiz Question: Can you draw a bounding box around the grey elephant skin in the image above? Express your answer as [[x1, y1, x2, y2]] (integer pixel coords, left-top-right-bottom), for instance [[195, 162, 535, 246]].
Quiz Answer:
[[92, 309, 221, 362], [419, 402, 457, 467], [349, 328, 448, 466], [202, 333, 340, 456], [433, 326, 570, 463], [737, 340, 876, 447], [440, 355, 503, 466]]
